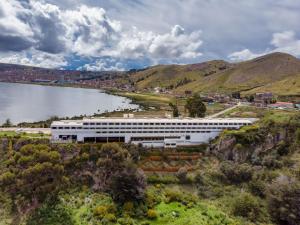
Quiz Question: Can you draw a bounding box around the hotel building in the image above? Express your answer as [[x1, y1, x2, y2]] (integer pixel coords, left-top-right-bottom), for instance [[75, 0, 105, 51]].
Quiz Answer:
[[50, 115, 256, 148]]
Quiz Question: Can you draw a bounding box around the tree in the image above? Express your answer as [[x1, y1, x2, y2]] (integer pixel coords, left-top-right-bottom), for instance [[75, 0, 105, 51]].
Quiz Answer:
[[185, 94, 206, 117], [109, 166, 146, 203], [2, 118, 12, 127], [169, 102, 179, 117]]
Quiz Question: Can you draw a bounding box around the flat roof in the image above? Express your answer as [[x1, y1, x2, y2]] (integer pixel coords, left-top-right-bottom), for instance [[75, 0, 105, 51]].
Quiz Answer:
[[51, 117, 258, 126]]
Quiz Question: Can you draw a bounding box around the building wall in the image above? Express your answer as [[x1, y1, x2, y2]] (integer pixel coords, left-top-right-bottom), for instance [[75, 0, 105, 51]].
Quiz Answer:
[[51, 118, 254, 147]]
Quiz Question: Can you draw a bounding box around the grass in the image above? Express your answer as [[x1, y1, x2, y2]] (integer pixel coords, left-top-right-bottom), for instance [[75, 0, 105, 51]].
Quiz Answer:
[[144, 202, 240, 225], [0, 131, 50, 139]]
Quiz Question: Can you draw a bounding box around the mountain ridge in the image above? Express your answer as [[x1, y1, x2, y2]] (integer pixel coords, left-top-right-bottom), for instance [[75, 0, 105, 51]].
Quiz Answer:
[[126, 52, 300, 96]]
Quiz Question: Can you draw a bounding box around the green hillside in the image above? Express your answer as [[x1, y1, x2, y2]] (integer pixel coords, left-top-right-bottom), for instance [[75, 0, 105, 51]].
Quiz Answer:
[[127, 52, 300, 96]]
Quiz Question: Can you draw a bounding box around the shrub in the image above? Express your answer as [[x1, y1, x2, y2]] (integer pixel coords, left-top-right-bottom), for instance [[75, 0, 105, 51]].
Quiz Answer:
[[117, 217, 135, 225], [145, 188, 162, 208], [266, 175, 300, 225], [164, 188, 196, 205], [248, 179, 266, 198], [262, 155, 283, 169], [220, 161, 253, 184], [147, 209, 157, 219], [104, 213, 116, 222], [93, 204, 116, 219], [231, 192, 263, 222], [123, 201, 134, 216], [176, 167, 188, 183], [147, 174, 179, 184]]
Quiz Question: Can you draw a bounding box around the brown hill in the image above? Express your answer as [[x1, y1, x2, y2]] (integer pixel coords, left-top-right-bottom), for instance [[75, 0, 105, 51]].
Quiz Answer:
[[127, 52, 300, 96]]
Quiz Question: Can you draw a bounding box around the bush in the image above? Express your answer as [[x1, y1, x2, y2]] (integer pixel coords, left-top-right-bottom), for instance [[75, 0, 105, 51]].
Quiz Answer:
[[248, 179, 266, 198], [231, 192, 263, 222], [266, 175, 300, 225], [123, 201, 134, 216], [147, 174, 179, 184], [220, 161, 253, 184], [93, 204, 116, 219], [145, 187, 162, 208], [262, 155, 283, 169], [164, 188, 196, 205], [147, 209, 157, 219], [104, 213, 116, 222], [176, 167, 188, 184]]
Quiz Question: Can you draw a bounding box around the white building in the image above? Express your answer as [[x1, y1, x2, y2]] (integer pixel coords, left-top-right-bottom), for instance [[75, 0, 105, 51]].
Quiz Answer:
[[50, 116, 256, 148]]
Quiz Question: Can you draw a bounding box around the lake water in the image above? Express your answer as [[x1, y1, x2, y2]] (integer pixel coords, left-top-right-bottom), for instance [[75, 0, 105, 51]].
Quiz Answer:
[[0, 82, 138, 125]]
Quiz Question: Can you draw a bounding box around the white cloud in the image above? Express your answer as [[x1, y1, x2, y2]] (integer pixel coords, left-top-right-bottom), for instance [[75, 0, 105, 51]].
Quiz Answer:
[[0, 50, 68, 68], [228, 49, 263, 61], [228, 31, 300, 61], [270, 31, 300, 55], [0, 1, 204, 69], [79, 58, 126, 71]]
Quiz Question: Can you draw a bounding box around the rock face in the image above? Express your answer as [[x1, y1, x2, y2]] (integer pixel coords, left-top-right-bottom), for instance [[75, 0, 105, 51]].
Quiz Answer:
[[209, 120, 299, 164]]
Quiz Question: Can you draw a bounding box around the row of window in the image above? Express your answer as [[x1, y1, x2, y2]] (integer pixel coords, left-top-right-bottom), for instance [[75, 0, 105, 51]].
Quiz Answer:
[[94, 130, 212, 134], [52, 126, 237, 130], [82, 122, 250, 126]]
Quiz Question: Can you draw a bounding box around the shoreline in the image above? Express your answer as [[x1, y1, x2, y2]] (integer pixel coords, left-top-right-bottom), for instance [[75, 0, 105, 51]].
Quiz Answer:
[[0, 81, 143, 127]]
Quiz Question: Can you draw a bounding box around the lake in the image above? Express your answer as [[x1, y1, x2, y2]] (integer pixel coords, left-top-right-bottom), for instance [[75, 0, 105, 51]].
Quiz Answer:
[[0, 82, 139, 125]]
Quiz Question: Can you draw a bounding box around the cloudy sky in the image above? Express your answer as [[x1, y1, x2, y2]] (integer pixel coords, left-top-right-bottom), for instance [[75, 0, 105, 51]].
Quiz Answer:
[[0, 0, 300, 71]]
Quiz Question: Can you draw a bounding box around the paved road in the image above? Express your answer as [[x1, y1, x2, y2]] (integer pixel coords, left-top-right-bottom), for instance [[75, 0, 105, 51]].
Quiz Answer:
[[206, 102, 242, 118], [0, 127, 51, 134]]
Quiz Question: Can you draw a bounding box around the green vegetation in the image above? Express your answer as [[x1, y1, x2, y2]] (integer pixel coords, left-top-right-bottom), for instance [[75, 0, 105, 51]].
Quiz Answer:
[[0, 109, 299, 225], [185, 94, 206, 117]]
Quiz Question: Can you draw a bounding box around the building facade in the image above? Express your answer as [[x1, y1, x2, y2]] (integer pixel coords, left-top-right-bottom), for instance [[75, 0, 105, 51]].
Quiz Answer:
[[51, 117, 256, 148]]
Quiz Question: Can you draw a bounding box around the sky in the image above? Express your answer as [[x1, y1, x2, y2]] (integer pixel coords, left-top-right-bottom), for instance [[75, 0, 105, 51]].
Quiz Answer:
[[0, 0, 300, 71]]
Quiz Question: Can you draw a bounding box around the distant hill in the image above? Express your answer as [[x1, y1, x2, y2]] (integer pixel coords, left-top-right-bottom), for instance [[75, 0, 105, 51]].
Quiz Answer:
[[126, 52, 300, 96], [0, 63, 124, 83]]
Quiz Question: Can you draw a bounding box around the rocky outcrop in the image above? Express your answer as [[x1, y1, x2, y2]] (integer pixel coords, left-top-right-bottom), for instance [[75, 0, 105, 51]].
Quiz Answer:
[[209, 120, 299, 164]]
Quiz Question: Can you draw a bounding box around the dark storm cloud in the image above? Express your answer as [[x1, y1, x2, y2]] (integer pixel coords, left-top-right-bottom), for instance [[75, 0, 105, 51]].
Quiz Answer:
[[33, 13, 66, 54], [0, 35, 33, 51]]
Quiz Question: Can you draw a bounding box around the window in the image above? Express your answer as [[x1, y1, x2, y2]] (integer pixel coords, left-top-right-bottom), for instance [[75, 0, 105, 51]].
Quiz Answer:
[[52, 127, 57, 129], [186, 135, 190, 140], [64, 127, 70, 129], [83, 123, 88, 125], [71, 127, 76, 129], [90, 123, 95, 125], [109, 123, 114, 125]]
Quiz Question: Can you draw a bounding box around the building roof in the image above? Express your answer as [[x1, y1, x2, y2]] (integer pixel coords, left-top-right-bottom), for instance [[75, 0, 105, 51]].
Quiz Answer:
[[51, 117, 258, 126]]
